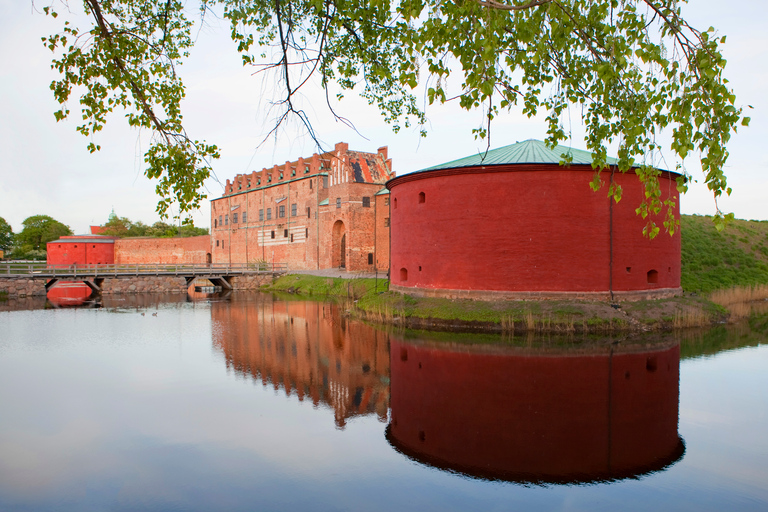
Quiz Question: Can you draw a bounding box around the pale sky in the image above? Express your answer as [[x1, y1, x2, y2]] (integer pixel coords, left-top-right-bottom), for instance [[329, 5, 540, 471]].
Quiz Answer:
[[1, 1, 766, 234]]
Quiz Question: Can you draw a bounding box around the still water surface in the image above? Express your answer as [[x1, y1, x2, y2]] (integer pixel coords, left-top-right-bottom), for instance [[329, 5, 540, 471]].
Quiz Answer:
[[1, 293, 766, 511]]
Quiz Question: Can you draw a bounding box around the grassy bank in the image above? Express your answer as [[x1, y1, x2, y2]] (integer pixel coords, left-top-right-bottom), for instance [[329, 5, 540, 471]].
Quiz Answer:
[[681, 215, 768, 292], [264, 274, 728, 333]]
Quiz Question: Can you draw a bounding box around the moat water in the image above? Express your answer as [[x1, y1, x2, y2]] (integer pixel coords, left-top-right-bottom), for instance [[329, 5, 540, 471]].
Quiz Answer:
[[1, 293, 767, 511]]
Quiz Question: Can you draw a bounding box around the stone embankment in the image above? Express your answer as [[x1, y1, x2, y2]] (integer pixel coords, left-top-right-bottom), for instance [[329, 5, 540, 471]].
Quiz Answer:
[[0, 274, 275, 298]]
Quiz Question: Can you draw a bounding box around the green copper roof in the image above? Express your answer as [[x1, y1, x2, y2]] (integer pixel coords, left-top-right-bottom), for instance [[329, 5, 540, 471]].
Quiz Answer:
[[318, 198, 329, 206], [418, 139, 619, 172], [375, 187, 390, 195]]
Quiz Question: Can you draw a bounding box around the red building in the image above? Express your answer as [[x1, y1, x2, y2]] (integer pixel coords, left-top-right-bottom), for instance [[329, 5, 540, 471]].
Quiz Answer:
[[46, 235, 116, 266], [386, 139, 682, 300], [211, 142, 392, 271]]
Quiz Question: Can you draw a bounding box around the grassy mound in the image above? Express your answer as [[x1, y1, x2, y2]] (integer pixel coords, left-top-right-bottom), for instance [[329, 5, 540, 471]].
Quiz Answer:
[[681, 215, 768, 293]]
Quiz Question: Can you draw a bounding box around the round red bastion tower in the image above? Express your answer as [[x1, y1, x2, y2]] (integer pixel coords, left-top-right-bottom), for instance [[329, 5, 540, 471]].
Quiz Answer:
[[385, 139, 682, 301]]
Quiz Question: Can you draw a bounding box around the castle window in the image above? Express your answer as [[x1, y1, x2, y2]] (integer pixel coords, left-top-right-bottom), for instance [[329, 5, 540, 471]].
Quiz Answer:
[[291, 203, 297, 217], [258, 178, 261, 185], [225, 215, 229, 225], [305, 228, 308, 237], [336, 198, 341, 209], [92, 245, 95, 248], [400, 268, 408, 282], [214, 219, 217, 228], [242, 212, 247, 223], [291, 168, 296, 177], [259, 209, 264, 221], [323, 176, 328, 188], [271, 231, 275, 239], [219, 215, 223, 226], [291, 233, 294, 242], [279, 205, 285, 218], [305, 166, 310, 174], [385, 197, 389, 206], [216, 240, 219, 247], [247, 181, 251, 188], [310, 179, 313, 189], [368, 253, 373, 264], [647, 269, 659, 284], [393, 198, 397, 209], [384, 217, 390, 227], [626, 267, 631, 273], [418, 192, 425, 204], [284, 229, 288, 238], [267, 208, 272, 220], [362, 197, 371, 208], [233, 213, 238, 224], [307, 207, 311, 218]]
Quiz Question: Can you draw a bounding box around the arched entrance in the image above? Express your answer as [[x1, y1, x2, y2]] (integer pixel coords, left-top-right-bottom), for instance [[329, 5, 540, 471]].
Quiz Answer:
[[332, 220, 346, 268]]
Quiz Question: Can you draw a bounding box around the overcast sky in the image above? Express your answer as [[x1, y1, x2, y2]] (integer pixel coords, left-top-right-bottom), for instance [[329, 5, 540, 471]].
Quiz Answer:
[[1, 1, 766, 234]]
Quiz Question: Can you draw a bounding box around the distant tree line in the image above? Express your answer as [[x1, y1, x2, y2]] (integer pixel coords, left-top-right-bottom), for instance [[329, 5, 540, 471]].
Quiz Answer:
[[98, 215, 208, 238], [0, 214, 208, 260]]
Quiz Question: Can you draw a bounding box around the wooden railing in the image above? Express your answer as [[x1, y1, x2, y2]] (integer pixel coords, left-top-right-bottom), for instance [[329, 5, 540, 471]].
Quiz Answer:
[[0, 262, 288, 278]]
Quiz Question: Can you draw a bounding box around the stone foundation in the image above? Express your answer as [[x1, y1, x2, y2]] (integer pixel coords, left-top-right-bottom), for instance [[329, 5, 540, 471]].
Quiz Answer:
[[0, 274, 278, 298]]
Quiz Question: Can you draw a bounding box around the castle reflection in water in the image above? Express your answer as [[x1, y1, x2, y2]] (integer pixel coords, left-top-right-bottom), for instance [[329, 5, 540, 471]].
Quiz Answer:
[[211, 296, 390, 428], [211, 294, 684, 484]]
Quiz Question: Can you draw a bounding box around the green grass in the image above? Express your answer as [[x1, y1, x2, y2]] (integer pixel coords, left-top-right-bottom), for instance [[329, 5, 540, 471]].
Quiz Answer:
[[264, 274, 388, 299], [681, 214, 768, 293], [0, 291, 7, 302]]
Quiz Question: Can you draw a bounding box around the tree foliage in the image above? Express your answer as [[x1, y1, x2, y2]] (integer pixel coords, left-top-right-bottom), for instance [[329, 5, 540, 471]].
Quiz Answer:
[[42, 0, 747, 235], [0, 217, 14, 252], [99, 216, 209, 237], [15, 215, 73, 252]]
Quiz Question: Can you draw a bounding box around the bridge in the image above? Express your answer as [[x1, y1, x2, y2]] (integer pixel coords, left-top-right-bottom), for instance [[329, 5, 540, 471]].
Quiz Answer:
[[0, 262, 288, 294]]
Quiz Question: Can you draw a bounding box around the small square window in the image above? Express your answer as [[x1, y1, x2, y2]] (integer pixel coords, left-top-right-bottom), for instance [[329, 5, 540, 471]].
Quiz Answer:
[[284, 229, 288, 238], [362, 197, 370, 208], [384, 217, 390, 227], [384, 197, 390, 206]]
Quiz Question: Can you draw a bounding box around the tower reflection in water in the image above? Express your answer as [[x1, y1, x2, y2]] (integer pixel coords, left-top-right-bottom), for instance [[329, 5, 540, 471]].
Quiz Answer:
[[211, 297, 683, 484], [211, 296, 390, 428], [387, 337, 685, 484]]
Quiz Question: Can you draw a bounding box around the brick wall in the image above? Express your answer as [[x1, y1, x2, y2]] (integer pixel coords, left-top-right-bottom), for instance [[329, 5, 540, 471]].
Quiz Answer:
[[211, 142, 392, 271], [115, 236, 211, 265], [388, 165, 680, 296]]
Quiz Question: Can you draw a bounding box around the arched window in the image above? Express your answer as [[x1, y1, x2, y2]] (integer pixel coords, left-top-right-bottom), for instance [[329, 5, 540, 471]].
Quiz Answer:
[[647, 269, 659, 284], [400, 268, 408, 282], [418, 192, 425, 204]]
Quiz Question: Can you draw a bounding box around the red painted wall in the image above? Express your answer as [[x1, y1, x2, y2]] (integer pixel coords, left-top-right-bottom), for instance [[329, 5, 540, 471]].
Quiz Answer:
[[387, 339, 682, 483], [115, 236, 211, 265], [387, 165, 680, 294], [46, 236, 115, 266]]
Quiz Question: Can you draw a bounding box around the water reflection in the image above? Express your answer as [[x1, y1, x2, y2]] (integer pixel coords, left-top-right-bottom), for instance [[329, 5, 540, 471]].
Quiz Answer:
[[211, 296, 390, 427], [387, 336, 685, 484]]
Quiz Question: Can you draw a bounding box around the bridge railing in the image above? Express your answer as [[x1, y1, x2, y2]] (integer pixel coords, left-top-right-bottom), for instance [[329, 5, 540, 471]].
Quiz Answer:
[[0, 262, 289, 277]]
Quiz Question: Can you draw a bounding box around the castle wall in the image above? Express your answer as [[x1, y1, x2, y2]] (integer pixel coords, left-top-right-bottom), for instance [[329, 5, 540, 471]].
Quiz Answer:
[[46, 237, 115, 266], [387, 165, 680, 298], [211, 142, 392, 272], [114, 236, 211, 265]]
